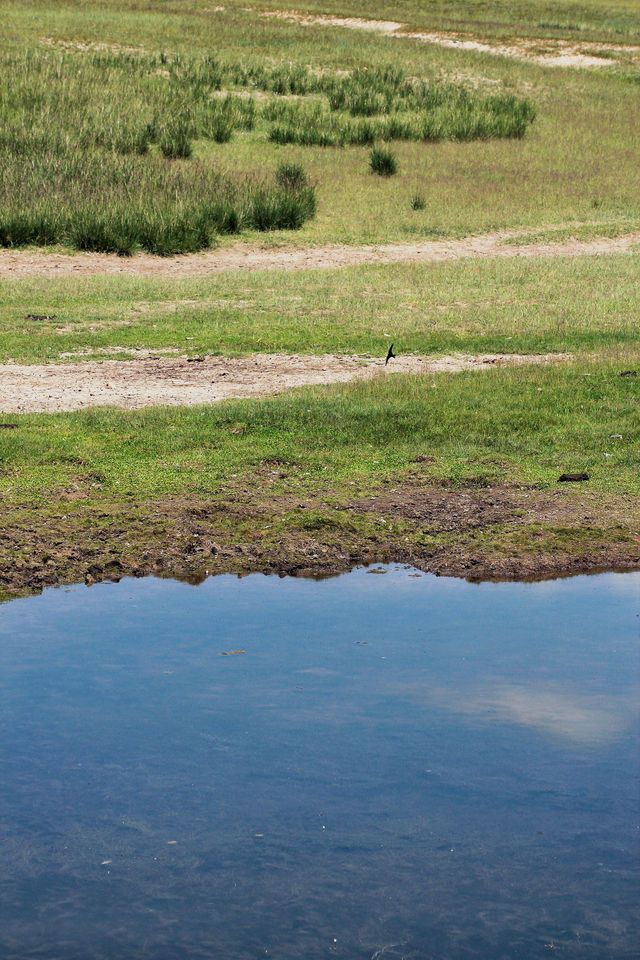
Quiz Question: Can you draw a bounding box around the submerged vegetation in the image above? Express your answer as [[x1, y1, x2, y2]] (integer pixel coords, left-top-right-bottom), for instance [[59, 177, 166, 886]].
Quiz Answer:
[[0, 48, 534, 253]]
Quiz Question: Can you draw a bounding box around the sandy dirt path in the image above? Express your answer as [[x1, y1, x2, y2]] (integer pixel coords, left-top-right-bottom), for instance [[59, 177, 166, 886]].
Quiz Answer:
[[0, 352, 570, 414], [1, 232, 638, 280], [260, 12, 640, 68]]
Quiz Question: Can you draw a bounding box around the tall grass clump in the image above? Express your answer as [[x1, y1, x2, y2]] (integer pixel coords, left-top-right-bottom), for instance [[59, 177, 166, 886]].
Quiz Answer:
[[159, 123, 193, 158], [275, 163, 309, 190], [0, 49, 316, 253], [369, 146, 397, 176], [259, 65, 535, 147], [247, 182, 317, 231]]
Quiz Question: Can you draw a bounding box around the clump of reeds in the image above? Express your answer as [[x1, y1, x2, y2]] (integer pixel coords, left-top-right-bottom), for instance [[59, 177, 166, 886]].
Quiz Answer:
[[0, 50, 317, 253], [369, 146, 397, 176], [275, 163, 309, 190]]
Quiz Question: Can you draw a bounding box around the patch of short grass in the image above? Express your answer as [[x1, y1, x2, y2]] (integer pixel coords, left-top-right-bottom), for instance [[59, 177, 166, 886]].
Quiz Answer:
[[0, 252, 637, 363], [501, 222, 639, 245]]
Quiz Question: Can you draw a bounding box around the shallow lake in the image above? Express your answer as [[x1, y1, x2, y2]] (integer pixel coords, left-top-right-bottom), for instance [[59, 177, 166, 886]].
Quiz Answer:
[[0, 568, 638, 960]]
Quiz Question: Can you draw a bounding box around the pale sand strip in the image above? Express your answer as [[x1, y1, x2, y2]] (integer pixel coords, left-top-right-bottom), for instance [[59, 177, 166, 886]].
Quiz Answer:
[[0, 353, 571, 414]]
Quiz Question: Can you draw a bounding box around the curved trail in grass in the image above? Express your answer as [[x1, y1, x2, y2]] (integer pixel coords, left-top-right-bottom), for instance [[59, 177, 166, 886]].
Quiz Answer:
[[260, 12, 640, 69], [1, 231, 638, 279], [0, 352, 571, 414]]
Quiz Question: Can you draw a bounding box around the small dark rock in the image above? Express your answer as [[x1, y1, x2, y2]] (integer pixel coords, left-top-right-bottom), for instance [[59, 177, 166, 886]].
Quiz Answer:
[[558, 472, 589, 482], [620, 370, 637, 377], [0, 423, 19, 429]]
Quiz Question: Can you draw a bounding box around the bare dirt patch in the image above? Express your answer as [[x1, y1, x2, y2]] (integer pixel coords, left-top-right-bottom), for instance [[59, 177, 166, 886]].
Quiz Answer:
[[1, 231, 638, 280], [0, 352, 570, 414], [392, 30, 629, 69], [261, 12, 403, 33], [41, 37, 147, 56], [260, 11, 639, 68]]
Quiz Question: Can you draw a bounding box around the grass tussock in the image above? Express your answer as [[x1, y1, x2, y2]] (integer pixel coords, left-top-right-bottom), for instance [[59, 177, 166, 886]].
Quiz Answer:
[[369, 145, 397, 176], [275, 163, 309, 190]]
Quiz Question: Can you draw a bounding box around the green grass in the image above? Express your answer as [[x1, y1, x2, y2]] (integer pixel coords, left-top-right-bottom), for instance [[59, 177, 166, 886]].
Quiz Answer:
[[3, 0, 639, 51], [1, 358, 637, 503], [252, 0, 640, 42], [0, 253, 638, 363], [370, 145, 398, 175], [501, 221, 639, 244], [0, 46, 534, 253], [0, 48, 320, 253]]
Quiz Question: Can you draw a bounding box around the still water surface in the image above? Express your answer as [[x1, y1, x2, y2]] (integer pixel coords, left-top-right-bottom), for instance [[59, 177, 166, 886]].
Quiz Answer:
[[0, 568, 638, 959]]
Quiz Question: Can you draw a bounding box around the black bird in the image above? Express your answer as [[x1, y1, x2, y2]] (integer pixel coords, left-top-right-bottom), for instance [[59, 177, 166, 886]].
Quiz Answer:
[[385, 343, 396, 366]]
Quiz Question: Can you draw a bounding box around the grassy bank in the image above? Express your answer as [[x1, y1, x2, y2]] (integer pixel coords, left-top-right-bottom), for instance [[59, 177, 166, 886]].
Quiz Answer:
[[1, 356, 638, 598]]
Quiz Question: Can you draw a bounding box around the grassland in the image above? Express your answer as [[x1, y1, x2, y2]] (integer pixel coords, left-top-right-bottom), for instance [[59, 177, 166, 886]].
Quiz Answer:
[[1, 0, 640, 248], [0, 46, 534, 253], [0, 0, 638, 596]]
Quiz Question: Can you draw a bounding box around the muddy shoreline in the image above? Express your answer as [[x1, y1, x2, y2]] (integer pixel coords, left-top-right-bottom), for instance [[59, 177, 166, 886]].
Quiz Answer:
[[4, 481, 638, 600]]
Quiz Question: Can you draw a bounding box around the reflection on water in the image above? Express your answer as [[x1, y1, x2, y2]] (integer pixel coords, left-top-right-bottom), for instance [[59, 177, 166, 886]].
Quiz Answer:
[[430, 682, 638, 746], [0, 569, 638, 959]]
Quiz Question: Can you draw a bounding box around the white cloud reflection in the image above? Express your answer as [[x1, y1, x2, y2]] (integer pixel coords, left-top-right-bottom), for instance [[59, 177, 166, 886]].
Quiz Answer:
[[432, 682, 639, 747]]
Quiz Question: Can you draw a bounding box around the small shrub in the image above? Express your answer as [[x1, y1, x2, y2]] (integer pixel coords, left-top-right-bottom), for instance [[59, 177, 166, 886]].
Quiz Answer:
[[410, 194, 426, 210], [369, 145, 397, 176], [275, 163, 308, 190]]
